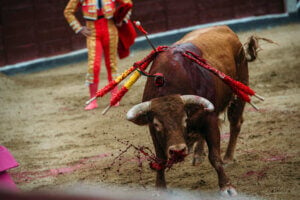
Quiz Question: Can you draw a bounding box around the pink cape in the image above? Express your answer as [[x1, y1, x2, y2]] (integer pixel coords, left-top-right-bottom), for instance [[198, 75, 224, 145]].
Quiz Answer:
[[0, 146, 19, 190]]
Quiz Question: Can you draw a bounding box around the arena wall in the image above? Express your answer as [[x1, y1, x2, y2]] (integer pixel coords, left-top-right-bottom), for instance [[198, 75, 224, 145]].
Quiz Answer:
[[0, 0, 286, 68]]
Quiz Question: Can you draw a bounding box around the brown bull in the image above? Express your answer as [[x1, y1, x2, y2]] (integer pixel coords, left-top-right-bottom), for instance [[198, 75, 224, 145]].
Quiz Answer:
[[126, 25, 261, 196]]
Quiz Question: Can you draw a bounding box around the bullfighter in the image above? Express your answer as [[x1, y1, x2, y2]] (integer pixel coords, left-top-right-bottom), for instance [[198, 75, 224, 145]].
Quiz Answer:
[[64, 0, 135, 110]]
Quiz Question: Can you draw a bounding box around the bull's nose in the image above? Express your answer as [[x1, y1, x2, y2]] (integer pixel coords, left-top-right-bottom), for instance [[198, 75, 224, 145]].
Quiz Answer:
[[168, 143, 188, 158]]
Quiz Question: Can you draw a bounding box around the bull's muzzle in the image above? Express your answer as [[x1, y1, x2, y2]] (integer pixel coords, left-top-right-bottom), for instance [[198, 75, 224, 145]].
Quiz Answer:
[[167, 143, 188, 161]]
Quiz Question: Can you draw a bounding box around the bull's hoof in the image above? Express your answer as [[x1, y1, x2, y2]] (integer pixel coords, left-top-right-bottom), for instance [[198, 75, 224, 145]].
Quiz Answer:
[[223, 156, 236, 166], [223, 155, 236, 167], [219, 186, 237, 197], [192, 153, 206, 166]]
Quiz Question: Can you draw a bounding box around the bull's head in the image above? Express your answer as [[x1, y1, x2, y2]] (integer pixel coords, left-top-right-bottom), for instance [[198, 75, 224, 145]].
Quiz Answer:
[[126, 95, 214, 165]]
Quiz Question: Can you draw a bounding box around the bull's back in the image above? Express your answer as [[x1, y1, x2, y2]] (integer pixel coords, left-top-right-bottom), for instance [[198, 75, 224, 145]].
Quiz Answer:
[[176, 26, 244, 112], [175, 25, 242, 77]]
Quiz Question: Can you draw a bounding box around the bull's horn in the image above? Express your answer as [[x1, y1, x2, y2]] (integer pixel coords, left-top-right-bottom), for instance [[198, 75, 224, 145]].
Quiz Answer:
[[181, 95, 214, 112], [126, 101, 151, 121]]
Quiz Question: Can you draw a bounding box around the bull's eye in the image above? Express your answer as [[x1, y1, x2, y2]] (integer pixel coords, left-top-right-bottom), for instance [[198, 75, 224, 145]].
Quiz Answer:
[[153, 118, 163, 132], [182, 114, 188, 128]]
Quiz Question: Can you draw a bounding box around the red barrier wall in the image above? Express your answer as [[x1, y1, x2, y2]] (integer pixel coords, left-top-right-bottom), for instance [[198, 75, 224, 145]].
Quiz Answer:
[[0, 0, 285, 67]]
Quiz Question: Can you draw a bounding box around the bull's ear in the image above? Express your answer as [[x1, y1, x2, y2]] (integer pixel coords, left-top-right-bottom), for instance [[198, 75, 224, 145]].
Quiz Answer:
[[185, 104, 206, 124], [127, 112, 152, 125], [184, 104, 204, 117], [184, 104, 208, 126], [126, 101, 152, 125]]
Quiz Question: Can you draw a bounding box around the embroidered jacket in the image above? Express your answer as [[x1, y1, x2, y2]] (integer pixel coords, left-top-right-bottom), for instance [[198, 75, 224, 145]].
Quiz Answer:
[[64, 0, 132, 33]]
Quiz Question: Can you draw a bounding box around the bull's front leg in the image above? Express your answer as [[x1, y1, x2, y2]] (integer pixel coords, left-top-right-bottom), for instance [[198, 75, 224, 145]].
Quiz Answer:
[[204, 115, 237, 196], [155, 169, 166, 188], [154, 145, 167, 188], [149, 126, 167, 189]]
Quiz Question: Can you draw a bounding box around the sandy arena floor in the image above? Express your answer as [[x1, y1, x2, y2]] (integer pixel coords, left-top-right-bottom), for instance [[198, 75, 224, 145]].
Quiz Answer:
[[0, 23, 299, 200]]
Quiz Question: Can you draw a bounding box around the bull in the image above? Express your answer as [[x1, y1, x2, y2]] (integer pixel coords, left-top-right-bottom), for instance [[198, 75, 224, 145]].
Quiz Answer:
[[126, 25, 262, 196]]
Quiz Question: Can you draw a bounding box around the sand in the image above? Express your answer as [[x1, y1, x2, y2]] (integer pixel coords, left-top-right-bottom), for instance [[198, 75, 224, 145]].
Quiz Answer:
[[0, 23, 299, 200]]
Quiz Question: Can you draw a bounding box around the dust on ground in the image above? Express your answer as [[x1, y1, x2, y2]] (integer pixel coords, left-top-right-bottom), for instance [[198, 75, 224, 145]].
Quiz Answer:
[[0, 24, 299, 200]]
